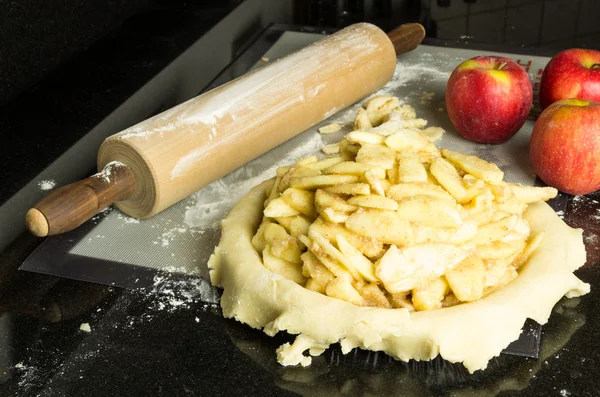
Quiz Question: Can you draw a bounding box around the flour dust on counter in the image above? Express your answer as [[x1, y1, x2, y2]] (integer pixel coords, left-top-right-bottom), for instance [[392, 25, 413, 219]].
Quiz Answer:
[[156, 226, 191, 247], [115, 212, 139, 224], [378, 51, 453, 96], [571, 195, 600, 217], [37, 180, 56, 191], [144, 273, 219, 314], [324, 52, 453, 126], [90, 206, 112, 222], [183, 131, 326, 231], [112, 274, 220, 332]]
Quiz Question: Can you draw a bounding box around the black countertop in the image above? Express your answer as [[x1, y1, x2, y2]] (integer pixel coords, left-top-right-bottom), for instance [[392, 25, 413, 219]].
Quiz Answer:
[[1, 1, 600, 396]]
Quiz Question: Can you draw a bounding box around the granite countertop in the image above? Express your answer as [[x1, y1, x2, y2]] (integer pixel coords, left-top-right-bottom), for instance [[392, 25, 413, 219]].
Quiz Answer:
[[1, 1, 599, 396]]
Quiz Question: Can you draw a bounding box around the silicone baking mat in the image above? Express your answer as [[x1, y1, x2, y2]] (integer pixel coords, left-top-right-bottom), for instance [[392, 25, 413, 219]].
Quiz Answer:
[[21, 31, 550, 288]]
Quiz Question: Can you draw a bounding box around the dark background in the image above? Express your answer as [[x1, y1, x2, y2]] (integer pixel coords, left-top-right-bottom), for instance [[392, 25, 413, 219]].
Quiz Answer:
[[2, 0, 599, 106]]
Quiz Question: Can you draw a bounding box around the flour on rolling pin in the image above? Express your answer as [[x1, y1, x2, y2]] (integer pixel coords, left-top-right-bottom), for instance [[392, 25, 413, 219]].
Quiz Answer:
[[116, 24, 381, 145], [97, 23, 397, 221], [92, 161, 127, 183], [115, 26, 381, 147]]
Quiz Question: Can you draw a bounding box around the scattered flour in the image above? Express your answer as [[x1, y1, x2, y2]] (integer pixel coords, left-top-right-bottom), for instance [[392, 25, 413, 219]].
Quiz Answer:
[[147, 274, 219, 313], [157, 227, 188, 247], [91, 206, 113, 222], [572, 195, 599, 205], [378, 54, 452, 97], [559, 390, 571, 397], [37, 180, 56, 191], [570, 195, 600, 220], [16, 363, 40, 388], [585, 234, 598, 244], [116, 213, 140, 224], [183, 132, 325, 230], [93, 161, 126, 183]]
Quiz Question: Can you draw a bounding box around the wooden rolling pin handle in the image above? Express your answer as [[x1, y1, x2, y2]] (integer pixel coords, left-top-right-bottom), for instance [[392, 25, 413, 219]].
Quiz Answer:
[[25, 162, 136, 237], [387, 23, 426, 54]]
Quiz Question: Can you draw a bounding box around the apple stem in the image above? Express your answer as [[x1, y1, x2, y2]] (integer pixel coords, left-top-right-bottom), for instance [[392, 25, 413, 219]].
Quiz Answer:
[[496, 61, 507, 70], [592, 63, 600, 70]]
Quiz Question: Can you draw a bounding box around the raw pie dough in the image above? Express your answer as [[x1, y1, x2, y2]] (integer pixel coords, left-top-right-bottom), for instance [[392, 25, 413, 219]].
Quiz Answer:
[[208, 98, 590, 373], [208, 181, 588, 373]]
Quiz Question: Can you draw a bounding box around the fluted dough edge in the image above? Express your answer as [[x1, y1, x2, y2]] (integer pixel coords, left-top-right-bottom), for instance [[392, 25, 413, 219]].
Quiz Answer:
[[207, 180, 590, 373]]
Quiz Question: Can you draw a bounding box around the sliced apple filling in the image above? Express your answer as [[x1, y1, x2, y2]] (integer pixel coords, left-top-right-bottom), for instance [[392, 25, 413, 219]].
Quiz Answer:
[[252, 95, 558, 312]]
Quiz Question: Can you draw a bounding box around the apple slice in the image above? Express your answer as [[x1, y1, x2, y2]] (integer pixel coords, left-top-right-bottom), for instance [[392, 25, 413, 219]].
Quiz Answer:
[[441, 149, 504, 185], [307, 229, 362, 281], [335, 234, 378, 282], [325, 278, 365, 306], [264, 197, 300, 218], [262, 246, 306, 285]]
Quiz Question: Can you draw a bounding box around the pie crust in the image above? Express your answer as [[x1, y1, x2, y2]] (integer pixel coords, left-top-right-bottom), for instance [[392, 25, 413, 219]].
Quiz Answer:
[[208, 180, 589, 373]]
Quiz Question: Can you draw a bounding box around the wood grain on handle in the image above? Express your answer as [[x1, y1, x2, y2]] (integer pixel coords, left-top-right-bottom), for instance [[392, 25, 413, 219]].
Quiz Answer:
[[26, 162, 136, 237], [387, 23, 426, 55]]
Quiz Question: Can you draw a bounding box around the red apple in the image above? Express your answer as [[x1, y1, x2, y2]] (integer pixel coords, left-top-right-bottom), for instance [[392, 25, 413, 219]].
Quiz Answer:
[[530, 99, 600, 195], [539, 48, 600, 110], [445, 56, 533, 144]]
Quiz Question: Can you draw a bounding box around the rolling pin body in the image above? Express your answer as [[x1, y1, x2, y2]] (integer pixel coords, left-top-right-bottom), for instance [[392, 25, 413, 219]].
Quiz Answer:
[[27, 23, 426, 236], [99, 23, 397, 219]]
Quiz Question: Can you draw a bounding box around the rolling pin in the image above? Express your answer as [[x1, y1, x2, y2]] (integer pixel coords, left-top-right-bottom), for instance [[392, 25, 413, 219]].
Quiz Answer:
[[26, 22, 426, 237]]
